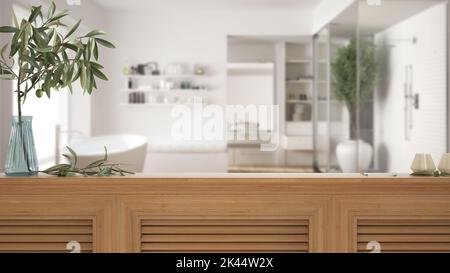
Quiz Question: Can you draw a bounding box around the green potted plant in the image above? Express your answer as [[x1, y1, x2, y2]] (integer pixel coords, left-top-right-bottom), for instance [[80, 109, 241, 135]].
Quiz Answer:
[[331, 38, 377, 172], [0, 2, 114, 176]]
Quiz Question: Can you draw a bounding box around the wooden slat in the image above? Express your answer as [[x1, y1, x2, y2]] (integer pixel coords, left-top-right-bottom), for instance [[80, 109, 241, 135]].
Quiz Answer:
[[142, 250, 308, 253], [142, 225, 308, 234], [358, 234, 450, 242], [357, 242, 450, 251], [142, 220, 308, 226], [357, 219, 450, 253], [0, 234, 92, 243], [0, 220, 92, 226], [358, 219, 450, 226], [140, 219, 309, 252], [358, 226, 450, 234], [142, 234, 309, 243], [141, 242, 308, 251], [0, 243, 92, 251], [0, 226, 92, 234], [0, 219, 94, 253]]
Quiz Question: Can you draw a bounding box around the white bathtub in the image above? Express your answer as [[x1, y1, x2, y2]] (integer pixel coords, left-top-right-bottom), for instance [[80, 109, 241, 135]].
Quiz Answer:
[[70, 134, 148, 172]]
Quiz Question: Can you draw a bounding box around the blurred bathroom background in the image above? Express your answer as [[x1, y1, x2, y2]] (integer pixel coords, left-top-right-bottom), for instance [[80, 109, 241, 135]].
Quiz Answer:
[[0, 0, 448, 173]]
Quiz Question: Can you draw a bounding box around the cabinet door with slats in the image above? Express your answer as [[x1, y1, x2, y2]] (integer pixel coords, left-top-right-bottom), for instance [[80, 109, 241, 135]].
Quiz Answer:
[[0, 219, 93, 253], [140, 219, 310, 253], [357, 219, 450, 253]]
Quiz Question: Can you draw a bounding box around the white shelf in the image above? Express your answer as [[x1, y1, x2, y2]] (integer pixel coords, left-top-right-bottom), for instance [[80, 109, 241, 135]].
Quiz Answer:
[[286, 99, 340, 104], [120, 103, 203, 107], [318, 100, 340, 103], [287, 100, 312, 104], [286, 100, 341, 104], [123, 74, 207, 79], [286, 121, 312, 124], [286, 79, 313, 84], [286, 59, 312, 64], [120, 88, 209, 93]]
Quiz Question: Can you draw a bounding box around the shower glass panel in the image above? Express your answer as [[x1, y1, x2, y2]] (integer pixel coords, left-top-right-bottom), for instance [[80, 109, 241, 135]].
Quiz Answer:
[[314, 2, 358, 172], [313, 27, 331, 172], [315, 0, 448, 173], [357, 0, 448, 173]]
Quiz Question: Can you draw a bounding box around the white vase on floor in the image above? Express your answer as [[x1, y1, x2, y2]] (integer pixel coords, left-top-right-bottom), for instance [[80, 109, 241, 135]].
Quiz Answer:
[[336, 139, 373, 172]]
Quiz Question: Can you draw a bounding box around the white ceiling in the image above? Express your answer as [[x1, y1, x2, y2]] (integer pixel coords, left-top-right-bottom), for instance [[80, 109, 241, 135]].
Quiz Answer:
[[331, 0, 445, 37], [358, 0, 444, 35], [92, 0, 325, 11]]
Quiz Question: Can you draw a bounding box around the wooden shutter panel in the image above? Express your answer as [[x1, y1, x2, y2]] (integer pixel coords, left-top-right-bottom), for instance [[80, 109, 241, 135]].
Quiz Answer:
[[140, 219, 309, 252], [0, 219, 93, 253], [357, 219, 450, 253]]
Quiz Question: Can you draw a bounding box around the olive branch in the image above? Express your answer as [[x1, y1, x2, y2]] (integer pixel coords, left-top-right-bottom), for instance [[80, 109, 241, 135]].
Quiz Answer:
[[43, 146, 134, 177]]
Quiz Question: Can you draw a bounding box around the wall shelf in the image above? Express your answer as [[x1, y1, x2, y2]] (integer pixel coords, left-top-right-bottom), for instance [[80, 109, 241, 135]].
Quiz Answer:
[[318, 100, 340, 103], [287, 100, 312, 104], [284, 40, 315, 140], [286, 59, 312, 64], [286, 59, 313, 64], [120, 88, 209, 93], [123, 74, 207, 79], [286, 121, 313, 125], [121, 69, 211, 107], [286, 79, 313, 84], [287, 100, 340, 104], [120, 102, 202, 107]]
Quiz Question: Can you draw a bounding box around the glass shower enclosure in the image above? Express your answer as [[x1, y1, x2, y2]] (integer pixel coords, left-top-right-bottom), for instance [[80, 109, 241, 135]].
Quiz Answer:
[[313, 0, 448, 173], [313, 1, 359, 172]]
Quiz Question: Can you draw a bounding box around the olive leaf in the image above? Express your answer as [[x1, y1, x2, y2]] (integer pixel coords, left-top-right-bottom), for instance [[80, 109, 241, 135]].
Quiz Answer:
[[84, 29, 106, 37], [0, 26, 18, 33], [43, 163, 71, 173], [42, 146, 134, 177], [95, 38, 115, 48], [84, 159, 106, 170], [64, 19, 81, 39]]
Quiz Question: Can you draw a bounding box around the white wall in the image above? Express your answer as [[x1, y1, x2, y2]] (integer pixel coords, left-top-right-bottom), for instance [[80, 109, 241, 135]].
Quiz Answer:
[[374, 3, 447, 172], [45, 0, 106, 140], [228, 42, 276, 63], [92, 7, 312, 147], [42, 0, 104, 31]]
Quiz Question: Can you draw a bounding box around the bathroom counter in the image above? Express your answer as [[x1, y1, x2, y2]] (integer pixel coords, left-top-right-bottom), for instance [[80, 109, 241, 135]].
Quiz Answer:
[[0, 172, 435, 179], [1, 173, 450, 253], [0, 173, 449, 195]]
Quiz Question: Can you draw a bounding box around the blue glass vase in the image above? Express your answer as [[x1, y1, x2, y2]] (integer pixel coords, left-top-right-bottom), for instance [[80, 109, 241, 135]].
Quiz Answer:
[[5, 116, 39, 176]]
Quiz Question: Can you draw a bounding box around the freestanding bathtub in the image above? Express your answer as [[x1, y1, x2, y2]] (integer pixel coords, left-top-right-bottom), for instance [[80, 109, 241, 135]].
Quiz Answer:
[[69, 134, 148, 172]]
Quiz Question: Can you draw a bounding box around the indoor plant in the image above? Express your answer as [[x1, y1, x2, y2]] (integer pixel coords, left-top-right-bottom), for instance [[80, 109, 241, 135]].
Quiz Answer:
[[0, 2, 114, 176], [331, 38, 377, 172]]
